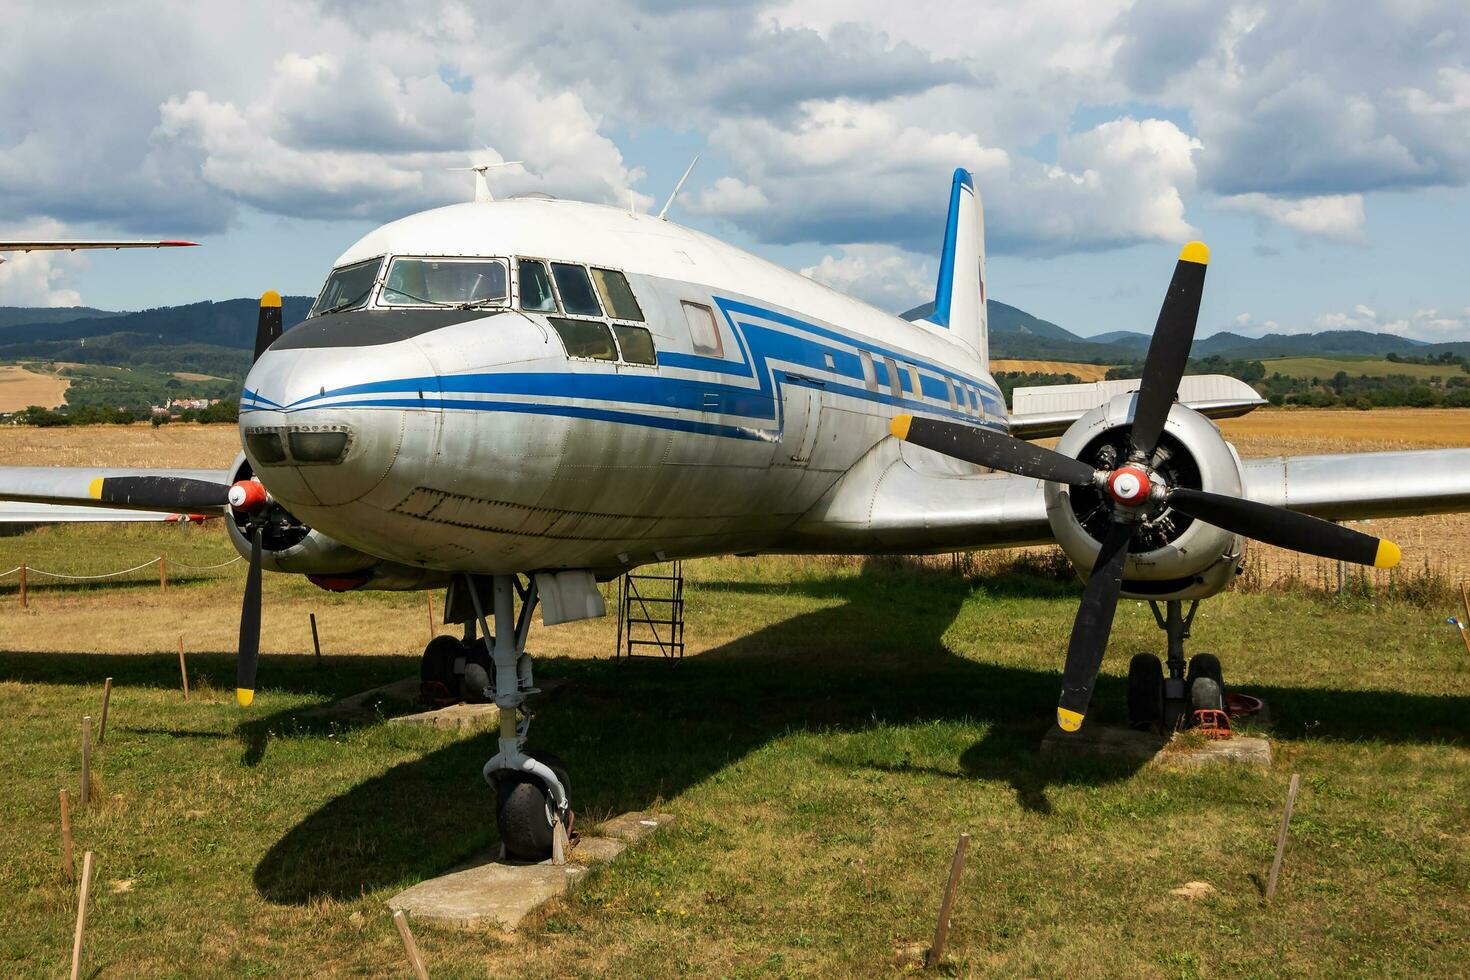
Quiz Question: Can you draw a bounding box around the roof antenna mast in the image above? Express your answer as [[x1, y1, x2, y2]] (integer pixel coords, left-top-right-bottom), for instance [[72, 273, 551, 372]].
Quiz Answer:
[[448, 157, 523, 203], [658, 155, 700, 221]]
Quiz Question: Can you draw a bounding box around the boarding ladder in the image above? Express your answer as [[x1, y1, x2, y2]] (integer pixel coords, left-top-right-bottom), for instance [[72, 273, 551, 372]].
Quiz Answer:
[[615, 561, 685, 660]]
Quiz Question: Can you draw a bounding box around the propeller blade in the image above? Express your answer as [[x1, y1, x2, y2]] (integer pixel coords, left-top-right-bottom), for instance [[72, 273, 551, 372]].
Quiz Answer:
[[891, 415, 1098, 486], [1168, 488, 1401, 568], [236, 524, 263, 707], [1057, 520, 1133, 732], [90, 475, 230, 513], [253, 290, 283, 363], [1130, 242, 1209, 458]]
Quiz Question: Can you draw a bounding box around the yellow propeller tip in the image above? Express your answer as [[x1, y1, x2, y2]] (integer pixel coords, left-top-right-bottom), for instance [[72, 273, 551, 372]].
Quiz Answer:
[[890, 415, 913, 441], [1179, 241, 1209, 265], [87, 476, 104, 500], [260, 290, 282, 308], [1374, 539, 1401, 569], [236, 688, 254, 707], [1056, 708, 1084, 732]]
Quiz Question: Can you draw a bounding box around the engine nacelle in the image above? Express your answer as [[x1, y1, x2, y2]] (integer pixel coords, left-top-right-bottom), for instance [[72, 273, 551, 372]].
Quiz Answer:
[[1043, 395, 1246, 601], [223, 453, 449, 590]]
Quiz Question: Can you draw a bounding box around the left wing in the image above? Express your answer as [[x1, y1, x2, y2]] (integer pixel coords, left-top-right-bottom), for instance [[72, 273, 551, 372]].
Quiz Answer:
[[0, 466, 233, 522], [0, 240, 197, 262]]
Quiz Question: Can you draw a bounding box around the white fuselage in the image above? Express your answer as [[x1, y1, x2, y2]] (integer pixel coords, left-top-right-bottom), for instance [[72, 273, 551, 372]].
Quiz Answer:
[[239, 198, 1007, 576]]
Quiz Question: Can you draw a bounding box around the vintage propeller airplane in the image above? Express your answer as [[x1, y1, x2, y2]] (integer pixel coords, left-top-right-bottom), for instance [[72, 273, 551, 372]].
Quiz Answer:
[[4, 170, 1468, 858]]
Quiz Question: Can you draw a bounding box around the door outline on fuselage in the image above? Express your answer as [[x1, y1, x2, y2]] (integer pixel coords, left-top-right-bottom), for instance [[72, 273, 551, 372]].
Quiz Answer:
[[776, 376, 823, 466]]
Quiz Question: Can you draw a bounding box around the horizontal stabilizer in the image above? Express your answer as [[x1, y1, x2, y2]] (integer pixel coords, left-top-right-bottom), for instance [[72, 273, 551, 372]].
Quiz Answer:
[[1008, 375, 1265, 439]]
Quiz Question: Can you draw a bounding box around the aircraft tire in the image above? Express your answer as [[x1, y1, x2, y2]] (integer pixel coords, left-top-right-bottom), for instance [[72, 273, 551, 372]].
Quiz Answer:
[[495, 752, 571, 860], [1186, 652, 1224, 690], [1126, 653, 1164, 730], [420, 635, 462, 704]]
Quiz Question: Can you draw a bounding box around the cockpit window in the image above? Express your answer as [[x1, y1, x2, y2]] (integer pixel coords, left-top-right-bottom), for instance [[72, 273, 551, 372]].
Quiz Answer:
[[518, 259, 558, 312], [550, 263, 603, 316], [310, 257, 381, 317], [591, 268, 644, 321], [381, 257, 508, 308]]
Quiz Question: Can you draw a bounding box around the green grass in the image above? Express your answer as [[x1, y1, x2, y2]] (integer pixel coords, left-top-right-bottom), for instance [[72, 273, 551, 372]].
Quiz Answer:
[[2, 532, 1469, 976], [1262, 356, 1467, 382]]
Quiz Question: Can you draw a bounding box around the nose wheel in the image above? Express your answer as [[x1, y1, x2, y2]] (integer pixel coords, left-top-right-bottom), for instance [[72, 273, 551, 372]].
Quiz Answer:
[[1125, 600, 1227, 732]]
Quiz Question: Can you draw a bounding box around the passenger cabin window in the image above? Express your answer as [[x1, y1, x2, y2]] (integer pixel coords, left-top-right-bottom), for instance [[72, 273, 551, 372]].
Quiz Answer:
[[945, 378, 958, 410], [548, 317, 617, 361], [906, 364, 923, 400], [381, 257, 507, 308], [591, 268, 644, 321], [551, 263, 603, 316], [860, 351, 877, 391], [518, 259, 558, 312], [968, 386, 980, 415], [681, 301, 723, 356], [883, 357, 902, 397], [310, 257, 381, 316]]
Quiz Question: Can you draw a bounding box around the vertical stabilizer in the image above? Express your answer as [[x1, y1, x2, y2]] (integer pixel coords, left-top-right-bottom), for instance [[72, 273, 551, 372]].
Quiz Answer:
[[925, 168, 988, 371]]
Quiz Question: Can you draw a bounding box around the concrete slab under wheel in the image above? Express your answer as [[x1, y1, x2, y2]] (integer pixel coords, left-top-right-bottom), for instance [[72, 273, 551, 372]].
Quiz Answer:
[[305, 676, 566, 731], [388, 812, 674, 930], [1042, 721, 1273, 767]]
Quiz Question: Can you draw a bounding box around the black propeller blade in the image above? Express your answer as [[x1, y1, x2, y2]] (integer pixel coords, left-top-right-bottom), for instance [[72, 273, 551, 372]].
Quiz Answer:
[[1130, 242, 1208, 458], [253, 290, 283, 363], [890, 415, 1098, 486], [90, 475, 231, 513], [1057, 520, 1133, 731], [236, 523, 263, 707], [1168, 488, 1400, 568]]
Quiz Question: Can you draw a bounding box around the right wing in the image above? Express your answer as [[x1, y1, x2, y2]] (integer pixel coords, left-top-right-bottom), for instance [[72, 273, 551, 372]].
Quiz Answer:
[[0, 466, 233, 522]]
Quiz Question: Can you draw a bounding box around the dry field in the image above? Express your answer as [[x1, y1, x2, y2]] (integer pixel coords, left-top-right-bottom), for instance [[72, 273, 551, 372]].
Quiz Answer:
[[0, 423, 239, 468], [0, 364, 69, 412], [991, 358, 1114, 382]]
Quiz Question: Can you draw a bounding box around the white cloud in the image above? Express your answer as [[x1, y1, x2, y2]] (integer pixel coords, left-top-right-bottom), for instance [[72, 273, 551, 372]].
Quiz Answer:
[[800, 244, 932, 311], [0, 221, 86, 307], [1311, 305, 1470, 343], [1215, 192, 1366, 241]]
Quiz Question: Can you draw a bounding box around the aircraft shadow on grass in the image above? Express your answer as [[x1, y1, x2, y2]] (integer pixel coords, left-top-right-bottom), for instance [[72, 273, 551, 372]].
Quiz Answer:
[[4, 570, 1467, 905]]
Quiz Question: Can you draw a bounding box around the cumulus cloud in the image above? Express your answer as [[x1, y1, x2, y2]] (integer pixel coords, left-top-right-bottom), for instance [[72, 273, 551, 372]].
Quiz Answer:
[[1312, 305, 1470, 343], [800, 244, 932, 311], [1215, 192, 1366, 241], [0, 221, 86, 307]]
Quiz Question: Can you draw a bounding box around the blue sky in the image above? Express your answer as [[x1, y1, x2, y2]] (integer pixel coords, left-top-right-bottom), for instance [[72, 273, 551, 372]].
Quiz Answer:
[[1, 1, 1467, 343]]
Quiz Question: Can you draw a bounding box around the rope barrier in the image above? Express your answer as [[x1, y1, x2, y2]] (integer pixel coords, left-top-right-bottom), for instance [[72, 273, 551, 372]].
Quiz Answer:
[[168, 556, 243, 571], [0, 554, 241, 580]]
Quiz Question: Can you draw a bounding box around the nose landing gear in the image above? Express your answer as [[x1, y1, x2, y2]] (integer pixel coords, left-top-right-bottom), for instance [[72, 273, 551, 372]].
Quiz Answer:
[[1126, 599, 1227, 732]]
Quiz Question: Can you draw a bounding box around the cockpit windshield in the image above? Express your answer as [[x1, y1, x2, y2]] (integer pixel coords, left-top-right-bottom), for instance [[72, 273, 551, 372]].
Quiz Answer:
[[310, 257, 381, 317], [381, 257, 509, 309]]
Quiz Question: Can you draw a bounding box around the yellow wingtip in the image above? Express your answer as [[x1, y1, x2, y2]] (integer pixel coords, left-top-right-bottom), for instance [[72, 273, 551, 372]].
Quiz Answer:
[[1374, 539, 1401, 569], [890, 415, 913, 441], [1179, 241, 1209, 265], [236, 688, 254, 707], [1056, 708, 1084, 732], [260, 290, 282, 308], [87, 476, 104, 500]]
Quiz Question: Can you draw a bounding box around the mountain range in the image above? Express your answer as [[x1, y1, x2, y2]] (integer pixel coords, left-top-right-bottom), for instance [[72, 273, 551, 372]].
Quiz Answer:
[[0, 297, 1464, 373]]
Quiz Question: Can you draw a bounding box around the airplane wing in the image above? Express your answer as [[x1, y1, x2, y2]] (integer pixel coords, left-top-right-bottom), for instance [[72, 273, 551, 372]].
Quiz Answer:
[[1008, 375, 1266, 439], [0, 466, 233, 522], [0, 240, 198, 258]]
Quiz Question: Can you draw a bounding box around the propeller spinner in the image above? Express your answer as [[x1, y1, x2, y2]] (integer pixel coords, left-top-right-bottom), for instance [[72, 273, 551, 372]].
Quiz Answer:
[[891, 242, 1401, 732]]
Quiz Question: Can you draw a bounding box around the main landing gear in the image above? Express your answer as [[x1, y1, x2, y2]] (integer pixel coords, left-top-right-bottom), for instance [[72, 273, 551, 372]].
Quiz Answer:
[[1126, 599, 1226, 732], [420, 573, 572, 861]]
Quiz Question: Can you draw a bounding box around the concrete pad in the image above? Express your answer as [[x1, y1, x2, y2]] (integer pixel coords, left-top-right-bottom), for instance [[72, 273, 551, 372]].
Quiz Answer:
[[305, 676, 566, 732], [388, 812, 674, 931], [387, 700, 501, 732], [1043, 723, 1272, 768]]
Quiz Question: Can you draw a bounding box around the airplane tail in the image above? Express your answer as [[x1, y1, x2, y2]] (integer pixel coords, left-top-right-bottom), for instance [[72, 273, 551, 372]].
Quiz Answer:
[[924, 168, 988, 372]]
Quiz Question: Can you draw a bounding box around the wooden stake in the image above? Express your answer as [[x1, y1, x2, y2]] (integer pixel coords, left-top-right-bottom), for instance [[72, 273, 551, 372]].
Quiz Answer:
[[392, 909, 430, 980], [927, 833, 970, 968], [1265, 773, 1301, 901], [426, 592, 435, 643], [159, 554, 167, 592], [59, 788, 74, 881], [177, 637, 189, 701], [97, 677, 113, 746], [19, 562, 27, 608], [79, 716, 91, 807], [1460, 584, 1470, 656], [309, 613, 321, 664], [69, 850, 93, 980]]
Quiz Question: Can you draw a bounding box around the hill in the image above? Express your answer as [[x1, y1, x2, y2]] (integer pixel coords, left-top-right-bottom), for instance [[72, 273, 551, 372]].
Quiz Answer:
[[0, 306, 119, 328]]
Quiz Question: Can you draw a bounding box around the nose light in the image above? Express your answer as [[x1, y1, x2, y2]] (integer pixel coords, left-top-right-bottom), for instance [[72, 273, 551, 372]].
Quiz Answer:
[[1108, 466, 1151, 507]]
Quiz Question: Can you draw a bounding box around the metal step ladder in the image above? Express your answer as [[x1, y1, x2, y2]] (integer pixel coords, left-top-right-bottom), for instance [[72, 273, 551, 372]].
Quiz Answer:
[[615, 561, 685, 660]]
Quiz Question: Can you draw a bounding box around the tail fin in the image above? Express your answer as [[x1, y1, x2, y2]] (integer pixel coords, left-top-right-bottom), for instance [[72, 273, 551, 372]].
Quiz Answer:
[[925, 168, 988, 371]]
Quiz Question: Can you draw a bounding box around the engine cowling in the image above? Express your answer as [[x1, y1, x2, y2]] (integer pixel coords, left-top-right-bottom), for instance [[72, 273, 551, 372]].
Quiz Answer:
[[1043, 395, 1246, 601], [223, 453, 449, 590]]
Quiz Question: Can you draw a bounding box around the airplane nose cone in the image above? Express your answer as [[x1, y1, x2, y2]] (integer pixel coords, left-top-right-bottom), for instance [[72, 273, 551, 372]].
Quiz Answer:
[[240, 339, 435, 507]]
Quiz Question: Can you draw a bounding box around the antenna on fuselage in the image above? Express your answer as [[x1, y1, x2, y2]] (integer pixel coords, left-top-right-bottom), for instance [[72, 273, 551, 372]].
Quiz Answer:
[[448, 159, 523, 203], [658, 155, 699, 221]]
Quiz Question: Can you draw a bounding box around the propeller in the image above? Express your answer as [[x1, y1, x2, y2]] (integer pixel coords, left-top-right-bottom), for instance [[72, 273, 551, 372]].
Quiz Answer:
[[254, 290, 283, 362], [236, 523, 263, 707], [890, 241, 1402, 732]]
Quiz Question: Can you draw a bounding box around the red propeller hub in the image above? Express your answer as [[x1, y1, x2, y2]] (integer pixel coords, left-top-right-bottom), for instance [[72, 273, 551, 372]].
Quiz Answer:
[[228, 479, 269, 513], [1107, 466, 1151, 507]]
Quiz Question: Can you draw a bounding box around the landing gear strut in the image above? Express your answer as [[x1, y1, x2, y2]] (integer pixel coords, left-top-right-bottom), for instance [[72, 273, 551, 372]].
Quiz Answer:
[[439, 573, 572, 860], [1125, 599, 1225, 732]]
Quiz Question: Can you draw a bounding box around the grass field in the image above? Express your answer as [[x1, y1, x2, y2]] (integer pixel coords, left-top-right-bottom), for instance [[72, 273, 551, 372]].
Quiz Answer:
[[0, 364, 69, 411], [1259, 356, 1467, 383], [991, 359, 1114, 382], [2, 418, 1470, 977]]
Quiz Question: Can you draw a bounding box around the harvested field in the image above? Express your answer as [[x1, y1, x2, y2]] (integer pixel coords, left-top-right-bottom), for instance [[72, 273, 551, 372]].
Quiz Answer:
[[0, 364, 68, 412], [991, 359, 1114, 381], [0, 423, 238, 468]]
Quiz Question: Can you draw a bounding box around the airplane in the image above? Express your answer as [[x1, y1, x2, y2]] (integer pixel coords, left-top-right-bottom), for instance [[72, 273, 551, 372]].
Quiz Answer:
[[3, 169, 1468, 860]]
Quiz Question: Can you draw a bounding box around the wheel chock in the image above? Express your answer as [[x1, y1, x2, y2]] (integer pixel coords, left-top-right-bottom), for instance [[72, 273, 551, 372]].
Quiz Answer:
[[1192, 709, 1232, 739]]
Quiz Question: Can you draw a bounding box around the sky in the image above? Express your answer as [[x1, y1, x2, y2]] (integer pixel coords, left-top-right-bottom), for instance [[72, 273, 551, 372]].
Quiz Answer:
[[1, 0, 1468, 342]]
